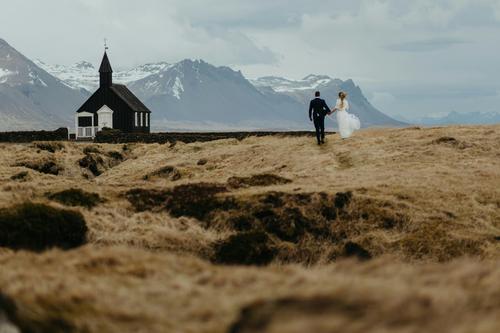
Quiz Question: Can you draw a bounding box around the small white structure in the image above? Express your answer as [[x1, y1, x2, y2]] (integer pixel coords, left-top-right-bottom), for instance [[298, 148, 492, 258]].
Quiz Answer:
[[96, 105, 114, 130], [75, 111, 97, 139]]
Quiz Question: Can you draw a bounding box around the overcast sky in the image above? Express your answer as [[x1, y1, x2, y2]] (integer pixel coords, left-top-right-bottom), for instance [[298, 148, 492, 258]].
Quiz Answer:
[[1, 0, 500, 119]]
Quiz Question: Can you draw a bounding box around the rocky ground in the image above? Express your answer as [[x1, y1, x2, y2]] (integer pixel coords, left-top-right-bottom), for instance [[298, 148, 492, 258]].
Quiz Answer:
[[0, 125, 499, 332]]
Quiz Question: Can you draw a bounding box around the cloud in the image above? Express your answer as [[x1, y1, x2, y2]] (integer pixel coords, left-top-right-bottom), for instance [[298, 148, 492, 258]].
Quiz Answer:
[[1, 0, 500, 118], [385, 37, 469, 52]]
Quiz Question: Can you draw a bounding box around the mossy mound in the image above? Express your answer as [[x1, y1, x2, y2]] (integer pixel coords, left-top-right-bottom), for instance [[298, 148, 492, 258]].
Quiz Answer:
[[47, 189, 104, 209], [78, 148, 124, 177], [0, 291, 75, 333], [16, 159, 63, 175], [213, 231, 277, 266], [10, 171, 30, 182], [143, 166, 181, 181], [33, 141, 65, 153], [227, 174, 292, 189], [0, 203, 87, 251], [126, 183, 230, 220]]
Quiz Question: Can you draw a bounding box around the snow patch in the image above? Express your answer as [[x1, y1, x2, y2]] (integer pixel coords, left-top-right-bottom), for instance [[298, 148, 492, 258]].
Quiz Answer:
[[37, 59, 173, 92], [252, 75, 335, 93], [0, 68, 16, 83], [172, 77, 184, 99]]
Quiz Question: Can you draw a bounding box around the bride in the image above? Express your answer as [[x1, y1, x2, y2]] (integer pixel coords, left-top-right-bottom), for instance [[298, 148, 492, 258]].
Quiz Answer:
[[330, 91, 360, 139]]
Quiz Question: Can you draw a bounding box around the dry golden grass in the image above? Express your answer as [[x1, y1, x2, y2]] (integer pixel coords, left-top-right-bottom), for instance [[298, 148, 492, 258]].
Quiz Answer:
[[0, 125, 499, 332]]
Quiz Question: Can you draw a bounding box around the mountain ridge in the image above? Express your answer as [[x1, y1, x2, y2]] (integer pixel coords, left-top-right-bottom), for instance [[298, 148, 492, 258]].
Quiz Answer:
[[1, 37, 405, 131], [0, 39, 89, 130]]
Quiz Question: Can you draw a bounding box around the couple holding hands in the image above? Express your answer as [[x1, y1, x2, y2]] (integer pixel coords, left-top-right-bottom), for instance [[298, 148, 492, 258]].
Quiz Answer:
[[309, 91, 360, 145]]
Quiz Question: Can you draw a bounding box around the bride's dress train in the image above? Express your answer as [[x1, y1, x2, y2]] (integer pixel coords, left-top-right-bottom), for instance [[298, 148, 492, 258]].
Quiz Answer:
[[334, 99, 360, 138]]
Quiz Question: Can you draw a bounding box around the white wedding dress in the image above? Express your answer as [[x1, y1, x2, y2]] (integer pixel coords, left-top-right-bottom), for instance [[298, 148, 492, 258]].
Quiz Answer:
[[334, 99, 360, 138]]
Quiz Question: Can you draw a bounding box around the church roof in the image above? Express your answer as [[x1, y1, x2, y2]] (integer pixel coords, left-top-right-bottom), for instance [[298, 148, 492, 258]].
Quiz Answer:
[[76, 84, 151, 114], [110, 84, 151, 113], [99, 52, 113, 73]]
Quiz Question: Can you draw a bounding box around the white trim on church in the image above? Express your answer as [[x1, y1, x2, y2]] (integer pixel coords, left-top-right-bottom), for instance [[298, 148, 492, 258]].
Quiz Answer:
[[75, 111, 96, 139]]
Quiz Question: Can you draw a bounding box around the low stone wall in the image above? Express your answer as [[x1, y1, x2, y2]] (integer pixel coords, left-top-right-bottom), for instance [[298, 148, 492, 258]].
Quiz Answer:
[[94, 130, 329, 144], [0, 128, 69, 143]]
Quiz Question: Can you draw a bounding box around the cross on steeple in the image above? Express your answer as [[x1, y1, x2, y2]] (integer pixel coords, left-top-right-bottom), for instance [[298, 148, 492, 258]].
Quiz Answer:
[[99, 42, 113, 87]]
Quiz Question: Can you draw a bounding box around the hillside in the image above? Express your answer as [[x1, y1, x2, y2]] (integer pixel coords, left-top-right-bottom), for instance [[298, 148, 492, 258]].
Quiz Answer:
[[0, 39, 88, 131], [0, 125, 499, 332]]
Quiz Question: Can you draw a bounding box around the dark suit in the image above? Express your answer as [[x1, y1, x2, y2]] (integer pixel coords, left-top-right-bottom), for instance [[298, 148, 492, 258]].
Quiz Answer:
[[309, 98, 330, 144]]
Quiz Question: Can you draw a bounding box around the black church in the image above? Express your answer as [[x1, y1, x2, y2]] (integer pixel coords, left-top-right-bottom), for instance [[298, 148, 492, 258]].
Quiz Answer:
[[75, 51, 151, 139]]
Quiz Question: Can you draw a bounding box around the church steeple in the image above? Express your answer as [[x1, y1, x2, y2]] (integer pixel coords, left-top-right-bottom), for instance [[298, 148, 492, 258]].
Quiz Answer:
[[99, 51, 113, 87]]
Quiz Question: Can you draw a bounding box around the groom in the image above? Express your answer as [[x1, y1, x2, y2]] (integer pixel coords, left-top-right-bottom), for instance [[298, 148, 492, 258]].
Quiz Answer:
[[309, 91, 331, 145]]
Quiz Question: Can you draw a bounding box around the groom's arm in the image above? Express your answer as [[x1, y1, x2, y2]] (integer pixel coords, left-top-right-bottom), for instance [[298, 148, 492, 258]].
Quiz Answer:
[[309, 101, 313, 121], [323, 100, 331, 114]]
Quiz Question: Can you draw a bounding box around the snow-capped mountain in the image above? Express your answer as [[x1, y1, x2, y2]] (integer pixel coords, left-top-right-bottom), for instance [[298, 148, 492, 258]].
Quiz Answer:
[[253, 75, 405, 127], [4, 36, 404, 130], [252, 75, 342, 93], [128, 59, 306, 129], [34, 59, 172, 92], [0, 38, 88, 130]]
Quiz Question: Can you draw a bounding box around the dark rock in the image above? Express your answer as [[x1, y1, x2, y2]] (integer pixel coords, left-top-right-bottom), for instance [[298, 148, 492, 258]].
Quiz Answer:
[[213, 231, 277, 266], [0, 202, 87, 252]]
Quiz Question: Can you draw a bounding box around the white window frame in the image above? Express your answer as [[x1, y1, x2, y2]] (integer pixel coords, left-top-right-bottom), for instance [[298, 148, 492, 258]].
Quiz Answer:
[[140, 112, 144, 127], [145, 113, 149, 127], [135, 112, 138, 127]]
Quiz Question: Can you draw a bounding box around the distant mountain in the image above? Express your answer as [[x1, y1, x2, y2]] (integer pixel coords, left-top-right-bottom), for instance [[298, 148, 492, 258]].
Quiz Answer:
[[127, 59, 305, 130], [7, 39, 404, 130], [253, 76, 406, 128], [34, 59, 172, 92], [0, 38, 88, 131], [419, 111, 500, 126]]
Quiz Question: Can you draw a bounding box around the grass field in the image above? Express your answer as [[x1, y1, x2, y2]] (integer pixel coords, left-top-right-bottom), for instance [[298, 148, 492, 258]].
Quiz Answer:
[[0, 125, 499, 332]]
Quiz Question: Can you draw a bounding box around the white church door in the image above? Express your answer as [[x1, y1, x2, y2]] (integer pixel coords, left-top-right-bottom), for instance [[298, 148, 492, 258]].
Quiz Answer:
[[97, 105, 114, 131]]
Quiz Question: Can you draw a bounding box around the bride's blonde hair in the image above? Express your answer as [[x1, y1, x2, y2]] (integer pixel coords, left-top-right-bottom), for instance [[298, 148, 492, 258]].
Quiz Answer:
[[339, 91, 347, 109]]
